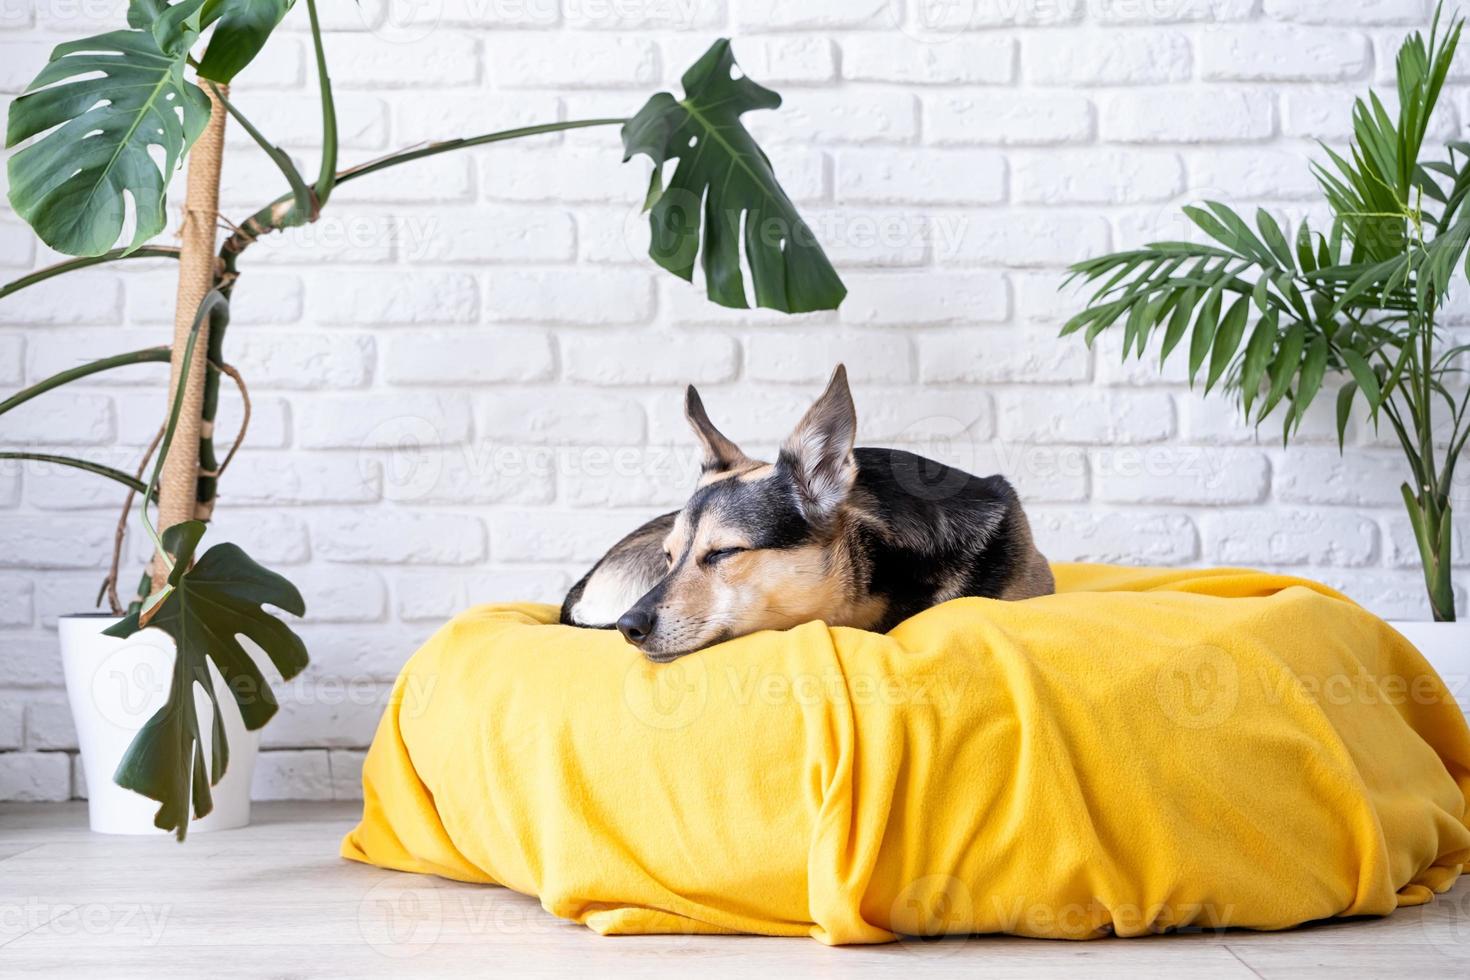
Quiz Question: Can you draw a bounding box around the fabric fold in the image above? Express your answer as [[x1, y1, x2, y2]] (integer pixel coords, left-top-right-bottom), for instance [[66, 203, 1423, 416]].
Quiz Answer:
[[343, 565, 1470, 944]]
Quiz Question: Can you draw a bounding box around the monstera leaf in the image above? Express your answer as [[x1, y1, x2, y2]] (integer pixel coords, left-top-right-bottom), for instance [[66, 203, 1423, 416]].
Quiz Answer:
[[196, 0, 293, 84], [5, 0, 212, 256], [622, 39, 846, 313], [105, 521, 308, 839]]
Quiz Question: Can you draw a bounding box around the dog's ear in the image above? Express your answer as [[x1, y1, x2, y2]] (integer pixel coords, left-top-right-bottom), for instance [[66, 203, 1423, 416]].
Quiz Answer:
[[685, 385, 749, 474], [780, 364, 857, 524]]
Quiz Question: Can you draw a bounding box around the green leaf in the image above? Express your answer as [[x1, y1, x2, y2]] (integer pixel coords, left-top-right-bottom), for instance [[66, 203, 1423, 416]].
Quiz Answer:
[[1085, 300, 1129, 343], [1187, 288, 1222, 385], [5, 0, 212, 256], [1060, 302, 1113, 339], [622, 39, 845, 313], [104, 522, 308, 839], [1255, 209, 1296, 269], [1291, 336, 1329, 432], [1339, 346, 1383, 414], [1124, 294, 1169, 358], [1206, 201, 1277, 267], [1207, 295, 1250, 393], [1240, 308, 1278, 417], [1183, 205, 1241, 253], [1159, 286, 1199, 362], [1260, 320, 1306, 422], [1295, 221, 1318, 273], [1274, 272, 1313, 323], [1325, 256, 1412, 317], [1250, 272, 1272, 313], [196, 0, 292, 84], [1336, 380, 1358, 450]]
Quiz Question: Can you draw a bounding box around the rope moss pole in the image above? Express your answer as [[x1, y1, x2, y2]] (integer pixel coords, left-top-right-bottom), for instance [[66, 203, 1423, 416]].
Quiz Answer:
[[154, 81, 228, 590]]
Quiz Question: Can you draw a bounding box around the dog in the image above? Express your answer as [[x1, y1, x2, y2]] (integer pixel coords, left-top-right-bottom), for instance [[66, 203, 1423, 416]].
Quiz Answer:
[[560, 365, 1054, 661]]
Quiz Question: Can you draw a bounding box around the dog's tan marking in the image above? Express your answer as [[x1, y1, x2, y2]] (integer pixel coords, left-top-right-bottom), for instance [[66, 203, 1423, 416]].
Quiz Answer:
[[696, 458, 769, 488], [735, 463, 775, 483], [998, 512, 1054, 600], [646, 509, 889, 655]]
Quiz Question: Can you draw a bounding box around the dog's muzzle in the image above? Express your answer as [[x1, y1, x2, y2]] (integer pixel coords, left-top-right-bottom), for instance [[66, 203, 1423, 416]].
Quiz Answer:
[[616, 607, 656, 648]]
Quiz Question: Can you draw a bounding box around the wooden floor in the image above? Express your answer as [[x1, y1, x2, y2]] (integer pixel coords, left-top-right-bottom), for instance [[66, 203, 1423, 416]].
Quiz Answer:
[[1, 802, 1468, 978]]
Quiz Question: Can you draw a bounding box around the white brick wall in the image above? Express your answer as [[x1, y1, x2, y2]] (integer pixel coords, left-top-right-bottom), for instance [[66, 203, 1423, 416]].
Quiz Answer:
[[2, 0, 1465, 801]]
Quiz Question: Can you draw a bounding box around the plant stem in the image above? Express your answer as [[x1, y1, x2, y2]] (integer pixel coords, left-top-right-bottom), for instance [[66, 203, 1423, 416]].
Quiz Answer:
[[334, 118, 626, 185], [1404, 488, 1457, 622], [99, 425, 165, 616], [304, 0, 338, 206], [0, 247, 179, 301], [206, 81, 312, 224], [218, 118, 626, 263], [0, 453, 147, 494], [0, 347, 170, 416], [138, 291, 228, 589]]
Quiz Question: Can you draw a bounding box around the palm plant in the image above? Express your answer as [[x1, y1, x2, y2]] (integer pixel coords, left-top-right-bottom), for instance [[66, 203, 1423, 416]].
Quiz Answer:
[[1, 0, 844, 837], [1062, 6, 1468, 622]]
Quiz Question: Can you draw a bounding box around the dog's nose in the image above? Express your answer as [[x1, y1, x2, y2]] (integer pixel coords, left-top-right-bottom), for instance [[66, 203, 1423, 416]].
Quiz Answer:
[[616, 608, 655, 646]]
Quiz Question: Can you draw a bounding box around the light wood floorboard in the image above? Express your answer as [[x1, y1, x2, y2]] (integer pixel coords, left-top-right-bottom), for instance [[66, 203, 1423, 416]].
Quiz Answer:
[[1, 802, 1466, 978]]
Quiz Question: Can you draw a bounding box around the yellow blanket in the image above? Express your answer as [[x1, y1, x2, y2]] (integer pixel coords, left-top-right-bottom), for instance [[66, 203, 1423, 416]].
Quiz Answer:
[[342, 564, 1470, 943]]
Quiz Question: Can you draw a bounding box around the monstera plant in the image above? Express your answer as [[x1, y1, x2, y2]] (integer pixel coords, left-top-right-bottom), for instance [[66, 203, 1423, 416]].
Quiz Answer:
[[2, 0, 844, 838], [1063, 8, 1467, 626]]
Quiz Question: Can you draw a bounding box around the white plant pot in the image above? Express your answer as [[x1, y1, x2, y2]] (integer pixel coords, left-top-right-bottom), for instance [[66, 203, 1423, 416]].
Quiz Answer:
[[1386, 620, 1470, 720], [59, 614, 258, 835]]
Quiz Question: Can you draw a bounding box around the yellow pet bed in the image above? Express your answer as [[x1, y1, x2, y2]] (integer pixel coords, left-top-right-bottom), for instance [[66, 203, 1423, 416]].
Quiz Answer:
[[342, 564, 1470, 944]]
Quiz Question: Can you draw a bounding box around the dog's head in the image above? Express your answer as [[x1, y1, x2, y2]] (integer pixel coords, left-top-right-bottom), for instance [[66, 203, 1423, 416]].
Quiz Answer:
[[617, 365, 867, 661]]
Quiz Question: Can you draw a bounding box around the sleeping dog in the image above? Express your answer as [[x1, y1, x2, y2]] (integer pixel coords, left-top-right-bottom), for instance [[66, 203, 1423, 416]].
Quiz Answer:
[[560, 365, 1054, 661]]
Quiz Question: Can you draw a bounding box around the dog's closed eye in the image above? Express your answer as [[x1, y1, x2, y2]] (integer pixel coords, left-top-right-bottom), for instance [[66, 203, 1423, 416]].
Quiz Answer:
[[701, 547, 747, 567]]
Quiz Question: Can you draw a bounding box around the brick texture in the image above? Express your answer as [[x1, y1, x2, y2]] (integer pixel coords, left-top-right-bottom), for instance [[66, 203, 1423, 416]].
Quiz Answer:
[[0, 2, 1462, 800]]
